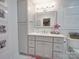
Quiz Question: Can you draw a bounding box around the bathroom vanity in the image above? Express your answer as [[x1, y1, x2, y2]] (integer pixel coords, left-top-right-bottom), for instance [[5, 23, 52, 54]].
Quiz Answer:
[[27, 33, 67, 59]]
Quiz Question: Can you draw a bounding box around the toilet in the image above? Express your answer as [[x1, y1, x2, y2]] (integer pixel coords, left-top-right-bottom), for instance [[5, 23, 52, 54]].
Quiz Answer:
[[68, 38, 79, 59]]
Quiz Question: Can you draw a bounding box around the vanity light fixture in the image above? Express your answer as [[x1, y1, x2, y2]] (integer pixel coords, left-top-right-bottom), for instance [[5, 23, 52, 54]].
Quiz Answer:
[[36, 5, 55, 12], [34, 0, 57, 12]]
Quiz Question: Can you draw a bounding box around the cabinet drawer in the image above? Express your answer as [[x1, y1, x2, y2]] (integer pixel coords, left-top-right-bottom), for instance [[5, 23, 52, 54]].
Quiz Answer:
[[29, 41, 35, 47], [28, 36, 35, 41], [29, 48, 35, 55], [36, 36, 53, 42], [53, 43, 64, 52], [53, 52, 64, 59], [54, 37, 64, 43]]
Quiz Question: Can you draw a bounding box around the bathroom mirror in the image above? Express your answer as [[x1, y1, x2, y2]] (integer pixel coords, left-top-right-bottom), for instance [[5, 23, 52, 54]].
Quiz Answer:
[[34, 11, 57, 27]]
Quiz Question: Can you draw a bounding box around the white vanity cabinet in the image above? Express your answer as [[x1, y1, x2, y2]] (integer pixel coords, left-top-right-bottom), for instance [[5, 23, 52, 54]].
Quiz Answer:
[[28, 34, 67, 59]]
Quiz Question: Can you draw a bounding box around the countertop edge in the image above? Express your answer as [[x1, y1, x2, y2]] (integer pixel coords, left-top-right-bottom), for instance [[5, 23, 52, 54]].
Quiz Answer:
[[28, 33, 66, 38]]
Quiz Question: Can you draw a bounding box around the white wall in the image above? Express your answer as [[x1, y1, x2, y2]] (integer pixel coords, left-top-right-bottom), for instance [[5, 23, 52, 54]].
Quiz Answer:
[[0, 0, 19, 59], [58, 0, 79, 34], [7, 0, 19, 59]]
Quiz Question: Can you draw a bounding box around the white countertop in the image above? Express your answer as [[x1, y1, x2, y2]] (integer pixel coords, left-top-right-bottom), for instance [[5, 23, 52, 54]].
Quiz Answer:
[[28, 33, 66, 38]]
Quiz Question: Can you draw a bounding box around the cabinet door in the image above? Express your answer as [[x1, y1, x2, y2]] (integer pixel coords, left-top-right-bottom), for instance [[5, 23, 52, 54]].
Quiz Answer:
[[17, 0, 27, 22], [53, 43, 64, 53], [18, 23, 28, 54], [36, 41, 53, 59]]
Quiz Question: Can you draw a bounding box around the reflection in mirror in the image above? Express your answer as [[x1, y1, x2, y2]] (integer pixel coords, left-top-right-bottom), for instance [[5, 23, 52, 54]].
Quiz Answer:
[[43, 18, 50, 26]]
